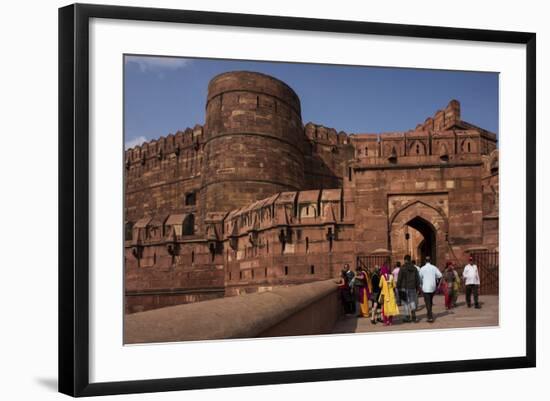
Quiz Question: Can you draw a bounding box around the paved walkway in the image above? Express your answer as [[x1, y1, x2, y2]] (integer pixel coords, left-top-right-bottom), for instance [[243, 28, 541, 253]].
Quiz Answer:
[[332, 294, 499, 334]]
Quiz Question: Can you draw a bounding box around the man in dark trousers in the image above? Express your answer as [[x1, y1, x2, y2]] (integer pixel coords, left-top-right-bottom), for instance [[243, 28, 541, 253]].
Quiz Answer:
[[343, 264, 355, 313], [419, 256, 442, 323], [462, 256, 481, 309], [397, 255, 422, 323]]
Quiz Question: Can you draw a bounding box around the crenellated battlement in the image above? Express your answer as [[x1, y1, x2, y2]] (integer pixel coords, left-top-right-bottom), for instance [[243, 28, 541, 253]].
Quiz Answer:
[[304, 122, 350, 146], [124, 124, 205, 224], [414, 99, 461, 132], [347, 100, 497, 162], [302, 100, 496, 166], [125, 124, 204, 166], [349, 131, 495, 167]]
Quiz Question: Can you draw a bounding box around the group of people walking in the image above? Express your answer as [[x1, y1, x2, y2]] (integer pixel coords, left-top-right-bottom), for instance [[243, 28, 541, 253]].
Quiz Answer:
[[337, 255, 481, 325]]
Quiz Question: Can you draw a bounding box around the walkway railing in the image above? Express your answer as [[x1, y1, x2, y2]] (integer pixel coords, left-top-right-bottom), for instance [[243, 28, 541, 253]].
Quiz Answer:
[[471, 251, 499, 295]]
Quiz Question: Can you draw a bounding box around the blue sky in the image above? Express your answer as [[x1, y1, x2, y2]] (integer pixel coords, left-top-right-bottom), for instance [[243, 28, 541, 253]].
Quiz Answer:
[[124, 55, 499, 149]]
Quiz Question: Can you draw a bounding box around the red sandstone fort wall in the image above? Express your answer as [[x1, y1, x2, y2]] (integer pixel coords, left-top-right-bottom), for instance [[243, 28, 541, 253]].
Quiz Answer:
[[124, 71, 499, 313], [124, 126, 204, 230], [303, 122, 355, 189]]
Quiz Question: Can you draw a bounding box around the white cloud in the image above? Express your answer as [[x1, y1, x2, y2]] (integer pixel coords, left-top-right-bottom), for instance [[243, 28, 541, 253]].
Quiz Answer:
[[125, 136, 148, 150], [125, 56, 192, 73]]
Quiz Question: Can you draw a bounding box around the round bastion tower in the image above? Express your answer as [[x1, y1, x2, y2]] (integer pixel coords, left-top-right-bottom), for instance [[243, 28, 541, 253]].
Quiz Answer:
[[201, 71, 306, 213]]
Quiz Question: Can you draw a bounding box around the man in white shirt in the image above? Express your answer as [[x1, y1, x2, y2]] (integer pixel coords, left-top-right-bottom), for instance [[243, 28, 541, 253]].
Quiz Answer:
[[419, 256, 442, 323], [462, 256, 481, 309]]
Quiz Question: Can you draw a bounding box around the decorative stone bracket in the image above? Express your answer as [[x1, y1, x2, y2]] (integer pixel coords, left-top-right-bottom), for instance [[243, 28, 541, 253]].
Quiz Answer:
[[248, 231, 258, 246], [278, 228, 287, 253], [229, 236, 238, 251], [166, 242, 178, 256], [208, 241, 217, 262], [326, 226, 335, 241], [278, 227, 294, 243], [131, 245, 143, 259], [326, 226, 335, 251], [388, 147, 398, 163]]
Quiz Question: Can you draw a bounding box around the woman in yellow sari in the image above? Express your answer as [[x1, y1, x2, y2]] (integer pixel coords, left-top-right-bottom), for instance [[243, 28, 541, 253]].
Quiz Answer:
[[379, 264, 400, 326]]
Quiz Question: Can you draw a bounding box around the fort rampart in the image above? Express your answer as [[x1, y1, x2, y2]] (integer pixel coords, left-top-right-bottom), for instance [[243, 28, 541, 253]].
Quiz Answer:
[[124, 71, 499, 314]]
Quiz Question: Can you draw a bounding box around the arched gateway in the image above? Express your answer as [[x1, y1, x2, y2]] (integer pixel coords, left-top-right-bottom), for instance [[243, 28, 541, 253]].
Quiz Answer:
[[389, 201, 448, 266]]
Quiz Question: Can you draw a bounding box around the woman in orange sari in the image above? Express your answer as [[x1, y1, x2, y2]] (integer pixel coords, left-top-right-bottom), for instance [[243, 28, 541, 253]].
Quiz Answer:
[[353, 266, 371, 318]]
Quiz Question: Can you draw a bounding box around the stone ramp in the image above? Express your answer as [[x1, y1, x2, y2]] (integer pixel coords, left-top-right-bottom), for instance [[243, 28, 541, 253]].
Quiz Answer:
[[332, 294, 499, 334]]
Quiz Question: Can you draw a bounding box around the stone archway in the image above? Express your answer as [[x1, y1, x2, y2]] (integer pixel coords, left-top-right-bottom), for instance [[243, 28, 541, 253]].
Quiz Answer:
[[389, 201, 448, 266]]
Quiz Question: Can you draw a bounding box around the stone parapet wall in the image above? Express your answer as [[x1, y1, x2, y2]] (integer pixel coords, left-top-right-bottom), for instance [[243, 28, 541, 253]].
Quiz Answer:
[[124, 279, 340, 343]]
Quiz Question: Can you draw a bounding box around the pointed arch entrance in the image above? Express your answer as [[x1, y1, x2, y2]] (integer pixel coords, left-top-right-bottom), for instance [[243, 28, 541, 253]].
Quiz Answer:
[[407, 216, 436, 264], [389, 200, 448, 266]]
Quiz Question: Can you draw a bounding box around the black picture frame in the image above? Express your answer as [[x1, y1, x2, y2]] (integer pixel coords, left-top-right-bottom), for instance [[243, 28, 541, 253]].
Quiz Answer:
[[58, 3, 536, 397]]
